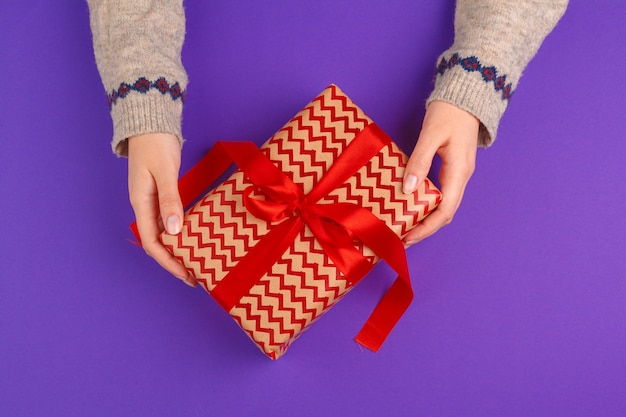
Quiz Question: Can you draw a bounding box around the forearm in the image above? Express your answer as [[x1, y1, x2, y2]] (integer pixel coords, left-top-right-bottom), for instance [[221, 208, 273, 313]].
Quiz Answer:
[[87, 0, 188, 156], [428, 0, 568, 146]]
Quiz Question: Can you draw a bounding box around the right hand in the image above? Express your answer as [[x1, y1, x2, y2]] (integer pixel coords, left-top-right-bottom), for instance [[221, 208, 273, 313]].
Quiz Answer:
[[127, 133, 197, 287], [402, 100, 479, 245]]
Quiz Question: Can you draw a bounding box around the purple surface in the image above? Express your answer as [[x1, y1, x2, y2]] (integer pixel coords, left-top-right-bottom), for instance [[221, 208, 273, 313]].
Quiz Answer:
[[1, 1, 625, 416]]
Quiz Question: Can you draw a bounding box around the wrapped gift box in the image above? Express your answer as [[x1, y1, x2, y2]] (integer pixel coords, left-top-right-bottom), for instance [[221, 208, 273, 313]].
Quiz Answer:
[[158, 85, 441, 359]]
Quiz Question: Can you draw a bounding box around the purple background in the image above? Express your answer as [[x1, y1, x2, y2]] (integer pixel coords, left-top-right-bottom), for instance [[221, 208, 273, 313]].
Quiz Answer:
[[1, 1, 625, 416]]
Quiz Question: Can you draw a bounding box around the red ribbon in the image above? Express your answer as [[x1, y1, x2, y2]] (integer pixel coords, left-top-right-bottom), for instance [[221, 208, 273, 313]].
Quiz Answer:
[[131, 123, 414, 352]]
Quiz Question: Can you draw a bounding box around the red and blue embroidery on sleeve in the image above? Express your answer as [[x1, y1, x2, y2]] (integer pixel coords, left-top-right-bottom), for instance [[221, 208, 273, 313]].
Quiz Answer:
[[107, 77, 186, 109], [437, 53, 514, 101]]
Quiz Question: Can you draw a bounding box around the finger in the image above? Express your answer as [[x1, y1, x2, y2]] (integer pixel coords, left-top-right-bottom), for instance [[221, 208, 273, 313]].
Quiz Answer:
[[153, 168, 185, 237], [153, 167, 197, 287], [134, 203, 196, 287], [131, 183, 196, 287], [404, 206, 454, 245], [404, 160, 470, 245], [403, 134, 439, 195]]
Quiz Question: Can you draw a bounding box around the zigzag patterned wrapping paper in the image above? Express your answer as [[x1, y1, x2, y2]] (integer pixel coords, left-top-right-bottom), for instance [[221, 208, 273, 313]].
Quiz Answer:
[[161, 85, 442, 359]]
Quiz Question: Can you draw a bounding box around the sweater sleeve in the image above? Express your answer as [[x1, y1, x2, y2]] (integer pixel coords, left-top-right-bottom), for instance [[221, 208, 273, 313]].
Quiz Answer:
[[427, 0, 568, 147], [87, 0, 188, 156]]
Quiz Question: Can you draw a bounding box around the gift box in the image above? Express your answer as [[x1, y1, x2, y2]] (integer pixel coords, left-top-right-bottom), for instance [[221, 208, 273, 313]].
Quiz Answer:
[[153, 85, 441, 359]]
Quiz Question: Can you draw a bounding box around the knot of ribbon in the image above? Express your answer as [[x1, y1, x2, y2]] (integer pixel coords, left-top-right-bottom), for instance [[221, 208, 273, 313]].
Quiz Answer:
[[242, 183, 366, 275], [242, 182, 305, 223]]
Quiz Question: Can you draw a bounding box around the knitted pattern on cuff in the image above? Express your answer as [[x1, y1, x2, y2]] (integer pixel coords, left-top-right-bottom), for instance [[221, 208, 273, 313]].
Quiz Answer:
[[427, 54, 511, 147], [107, 77, 185, 109]]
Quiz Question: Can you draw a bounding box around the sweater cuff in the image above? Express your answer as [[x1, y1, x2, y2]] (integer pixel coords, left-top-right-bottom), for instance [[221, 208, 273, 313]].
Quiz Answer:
[[110, 90, 184, 156], [426, 54, 512, 147]]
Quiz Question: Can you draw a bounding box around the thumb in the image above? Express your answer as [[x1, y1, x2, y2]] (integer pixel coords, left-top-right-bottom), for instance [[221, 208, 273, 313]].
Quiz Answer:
[[155, 173, 184, 235], [403, 136, 437, 195]]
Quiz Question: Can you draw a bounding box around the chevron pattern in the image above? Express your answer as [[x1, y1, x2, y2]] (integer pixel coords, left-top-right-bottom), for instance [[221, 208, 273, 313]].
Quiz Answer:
[[161, 85, 441, 359]]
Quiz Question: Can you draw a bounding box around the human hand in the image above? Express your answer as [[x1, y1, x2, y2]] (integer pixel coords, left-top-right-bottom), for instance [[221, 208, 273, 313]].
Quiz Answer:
[[402, 100, 479, 245], [128, 133, 197, 287]]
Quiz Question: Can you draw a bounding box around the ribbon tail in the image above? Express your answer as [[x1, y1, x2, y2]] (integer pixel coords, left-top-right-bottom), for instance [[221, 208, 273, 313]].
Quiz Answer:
[[354, 275, 413, 352], [355, 233, 412, 352], [320, 203, 413, 352]]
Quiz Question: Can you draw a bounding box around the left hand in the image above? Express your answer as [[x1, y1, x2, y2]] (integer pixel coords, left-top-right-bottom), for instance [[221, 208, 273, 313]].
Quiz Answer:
[[128, 132, 197, 287], [402, 100, 479, 245]]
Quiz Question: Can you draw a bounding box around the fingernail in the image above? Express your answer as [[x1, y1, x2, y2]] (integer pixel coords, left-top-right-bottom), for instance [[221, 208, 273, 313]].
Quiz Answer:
[[185, 272, 197, 288], [403, 174, 418, 195], [177, 273, 196, 287], [166, 215, 181, 235]]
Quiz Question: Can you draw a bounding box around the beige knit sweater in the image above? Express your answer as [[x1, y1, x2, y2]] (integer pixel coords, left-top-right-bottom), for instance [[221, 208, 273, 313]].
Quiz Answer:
[[429, 0, 568, 146], [88, 0, 567, 155], [88, 0, 187, 155]]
